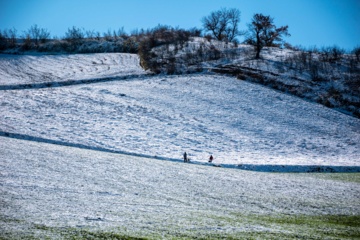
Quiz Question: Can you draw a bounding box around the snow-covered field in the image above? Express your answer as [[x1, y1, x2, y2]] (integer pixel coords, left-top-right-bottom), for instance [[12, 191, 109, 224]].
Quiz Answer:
[[1, 53, 360, 238], [0, 53, 146, 86], [1, 136, 359, 238]]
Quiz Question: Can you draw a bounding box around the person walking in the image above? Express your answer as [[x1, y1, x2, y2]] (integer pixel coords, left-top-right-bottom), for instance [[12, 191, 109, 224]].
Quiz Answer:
[[183, 152, 188, 162], [208, 155, 214, 163]]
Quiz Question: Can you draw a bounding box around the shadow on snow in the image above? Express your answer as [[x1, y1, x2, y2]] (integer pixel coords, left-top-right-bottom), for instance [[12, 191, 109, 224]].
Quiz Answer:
[[1, 131, 359, 173], [0, 74, 152, 90]]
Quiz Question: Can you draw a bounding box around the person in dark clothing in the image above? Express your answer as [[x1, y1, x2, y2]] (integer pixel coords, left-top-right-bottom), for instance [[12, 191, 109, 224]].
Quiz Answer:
[[183, 152, 188, 162], [208, 155, 213, 163]]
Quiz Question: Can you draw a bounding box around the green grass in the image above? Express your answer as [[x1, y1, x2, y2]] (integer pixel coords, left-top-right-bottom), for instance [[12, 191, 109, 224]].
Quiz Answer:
[[229, 213, 360, 239], [2, 214, 359, 239], [61, 214, 360, 239], [60, 229, 146, 240], [307, 173, 360, 183], [2, 173, 359, 239]]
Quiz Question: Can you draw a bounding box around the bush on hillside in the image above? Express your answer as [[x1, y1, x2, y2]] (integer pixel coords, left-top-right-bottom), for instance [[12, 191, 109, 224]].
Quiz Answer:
[[23, 24, 51, 46], [0, 31, 7, 50], [137, 25, 193, 73], [0, 28, 17, 49]]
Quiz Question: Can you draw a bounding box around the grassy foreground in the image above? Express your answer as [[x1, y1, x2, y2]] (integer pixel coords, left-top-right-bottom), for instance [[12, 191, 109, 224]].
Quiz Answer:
[[1, 172, 359, 239], [1, 213, 359, 239]]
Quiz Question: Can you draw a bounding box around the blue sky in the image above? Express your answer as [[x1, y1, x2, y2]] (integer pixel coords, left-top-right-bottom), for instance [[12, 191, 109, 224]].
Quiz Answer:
[[1, 0, 359, 50]]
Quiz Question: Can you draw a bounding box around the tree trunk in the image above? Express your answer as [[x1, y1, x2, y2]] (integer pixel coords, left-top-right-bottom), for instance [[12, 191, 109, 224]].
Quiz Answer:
[[255, 49, 260, 59], [255, 30, 261, 59]]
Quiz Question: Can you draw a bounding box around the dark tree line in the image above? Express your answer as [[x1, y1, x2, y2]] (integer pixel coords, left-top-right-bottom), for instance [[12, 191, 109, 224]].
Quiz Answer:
[[1, 8, 359, 63]]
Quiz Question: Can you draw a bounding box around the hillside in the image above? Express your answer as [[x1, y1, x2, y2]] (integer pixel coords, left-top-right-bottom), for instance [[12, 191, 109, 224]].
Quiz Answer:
[[145, 37, 360, 118], [1, 52, 360, 238], [0, 53, 147, 87], [0, 53, 359, 169]]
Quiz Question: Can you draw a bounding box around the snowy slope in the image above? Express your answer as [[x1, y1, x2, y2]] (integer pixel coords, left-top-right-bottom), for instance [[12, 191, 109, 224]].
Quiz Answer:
[[0, 53, 146, 86], [151, 38, 360, 118], [1, 52, 360, 238], [1, 136, 359, 238], [1, 72, 359, 167]]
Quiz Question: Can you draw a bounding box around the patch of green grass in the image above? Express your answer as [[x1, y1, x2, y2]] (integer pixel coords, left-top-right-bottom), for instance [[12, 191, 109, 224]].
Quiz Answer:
[[0, 215, 23, 224], [2, 213, 359, 239], [61, 229, 147, 240], [308, 173, 360, 183], [229, 213, 360, 239], [34, 223, 53, 231]]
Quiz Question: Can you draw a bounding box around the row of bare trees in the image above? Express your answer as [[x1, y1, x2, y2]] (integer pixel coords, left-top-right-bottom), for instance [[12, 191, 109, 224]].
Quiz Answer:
[[0, 25, 137, 52], [1, 24, 53, 50], [0, 7, 289, 58], [1, 8, 358, 61]]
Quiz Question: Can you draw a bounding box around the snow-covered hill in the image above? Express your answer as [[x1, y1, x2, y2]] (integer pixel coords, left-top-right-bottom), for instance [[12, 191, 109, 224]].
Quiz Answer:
[[1, 52, 360, 238], [0, 53, 359, 168], [0, 53, 146, 86], [149, 38, 360, 118]]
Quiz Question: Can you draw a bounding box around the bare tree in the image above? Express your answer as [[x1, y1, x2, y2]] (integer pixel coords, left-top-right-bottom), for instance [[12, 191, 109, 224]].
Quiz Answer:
[[225, 8, 241, 42], [246, 13, 290, 59], [3, 28, 18, 48], [25, 24, 51, 45], [64, 26, 85, 43], [95, 31, 101, 40], [85, 29, 96, 39], [116, 27, 127, 38], [0, 30, 7, 50], [103, 29, 113, 41], [202, 8, 241, 42]]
